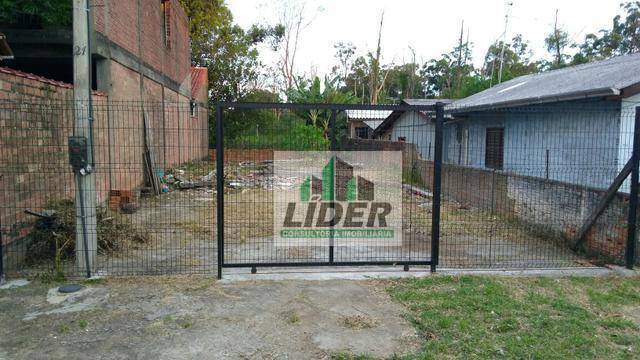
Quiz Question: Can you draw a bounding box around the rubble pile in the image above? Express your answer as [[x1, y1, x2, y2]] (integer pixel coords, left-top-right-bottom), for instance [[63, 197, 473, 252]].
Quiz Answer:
[[158, 160, 302, 193]]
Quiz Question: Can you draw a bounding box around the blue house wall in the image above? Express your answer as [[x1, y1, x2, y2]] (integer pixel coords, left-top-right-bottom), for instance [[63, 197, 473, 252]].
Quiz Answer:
[[444, 99, 623, 190]]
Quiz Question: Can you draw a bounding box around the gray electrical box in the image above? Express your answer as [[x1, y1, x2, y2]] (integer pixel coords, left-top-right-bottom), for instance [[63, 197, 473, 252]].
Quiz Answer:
[[68, 136, 88, 172]]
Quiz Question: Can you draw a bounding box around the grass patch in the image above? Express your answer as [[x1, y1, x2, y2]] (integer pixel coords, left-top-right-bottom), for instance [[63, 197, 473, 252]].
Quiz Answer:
[[386, 275, 640, 359]]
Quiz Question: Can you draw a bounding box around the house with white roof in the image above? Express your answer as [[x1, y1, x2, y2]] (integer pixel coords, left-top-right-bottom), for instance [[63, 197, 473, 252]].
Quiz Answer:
[[346, 109, 392, 139]]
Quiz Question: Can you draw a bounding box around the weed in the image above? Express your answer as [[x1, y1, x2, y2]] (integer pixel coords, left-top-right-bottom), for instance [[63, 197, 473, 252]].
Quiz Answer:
[[58, 324, 70, 334], [386, 275, 640, 359], [83, 277, 106, 285], [25, 199, 150, 270], [181, 321, 193, 329]]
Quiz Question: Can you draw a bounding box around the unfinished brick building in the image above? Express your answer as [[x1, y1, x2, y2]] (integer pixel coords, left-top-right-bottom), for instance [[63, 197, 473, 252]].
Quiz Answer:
[[0, 0, 209, 264]]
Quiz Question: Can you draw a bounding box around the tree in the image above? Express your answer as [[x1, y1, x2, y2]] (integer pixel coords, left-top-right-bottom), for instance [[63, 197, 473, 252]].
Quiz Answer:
[[274, 0, 320, 92], [287, 76, 357, 138], [572, 1, 640, 64], [422, 28, 474, 99], [178, 0, 283, 102], [332, 42, 356, 87], [616, 1, 640, 54], [544, 10, 571, 69], [384, 61, 426, 101], [0, 0, 72, 28], [344, 55, 371, 102], [369, 11, 389, 104], [483, 34, 538, 84]]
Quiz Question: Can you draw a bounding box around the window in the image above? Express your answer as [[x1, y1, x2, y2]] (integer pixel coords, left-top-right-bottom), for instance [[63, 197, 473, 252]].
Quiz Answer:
[[397, 136, 406, 142], [485, 128, 504, 170], [355, 126, 369, 139], [161, 0, 172, 48]]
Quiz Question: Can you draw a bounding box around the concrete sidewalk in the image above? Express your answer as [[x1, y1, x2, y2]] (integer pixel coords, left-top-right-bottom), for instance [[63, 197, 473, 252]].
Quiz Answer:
[[220, 265, 638, 282]]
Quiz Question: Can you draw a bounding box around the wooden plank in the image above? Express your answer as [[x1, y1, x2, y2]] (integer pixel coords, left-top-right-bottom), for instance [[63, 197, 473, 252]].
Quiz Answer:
[[142, 109, 161, 194], [574, 158, 633, 248]]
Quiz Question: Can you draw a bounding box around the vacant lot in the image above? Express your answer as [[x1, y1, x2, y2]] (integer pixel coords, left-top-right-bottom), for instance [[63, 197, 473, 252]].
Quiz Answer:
[[0, 274, 638, 359], [14, 160, 587, 278], [92, 185, 585, 276]]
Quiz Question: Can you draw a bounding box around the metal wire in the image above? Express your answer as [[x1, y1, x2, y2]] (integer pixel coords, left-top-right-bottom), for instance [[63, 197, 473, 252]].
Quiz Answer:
[[0, 100, 637, 279]]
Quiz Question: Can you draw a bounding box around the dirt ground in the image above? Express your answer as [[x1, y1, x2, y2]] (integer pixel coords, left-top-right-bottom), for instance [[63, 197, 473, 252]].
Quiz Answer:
[[88, 186, 586, 276], [22, 160, 587, 278], [0, 277, 418, 359]]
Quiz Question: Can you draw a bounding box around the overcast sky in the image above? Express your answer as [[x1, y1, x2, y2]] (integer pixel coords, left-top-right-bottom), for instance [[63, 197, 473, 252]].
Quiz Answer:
[[227, 0, 622, 77]]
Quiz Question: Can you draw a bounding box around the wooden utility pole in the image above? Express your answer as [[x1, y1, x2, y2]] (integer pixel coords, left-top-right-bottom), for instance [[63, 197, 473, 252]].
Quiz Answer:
[[73, 0, 97, 277]]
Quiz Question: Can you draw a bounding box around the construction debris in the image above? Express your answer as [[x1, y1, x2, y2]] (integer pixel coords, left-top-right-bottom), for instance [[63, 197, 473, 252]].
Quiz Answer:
[[158, 160, 302, 192]]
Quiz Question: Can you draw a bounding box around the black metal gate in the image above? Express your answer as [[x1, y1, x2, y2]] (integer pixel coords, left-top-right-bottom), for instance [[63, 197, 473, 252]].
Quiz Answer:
[[215, 102, 444, 278]]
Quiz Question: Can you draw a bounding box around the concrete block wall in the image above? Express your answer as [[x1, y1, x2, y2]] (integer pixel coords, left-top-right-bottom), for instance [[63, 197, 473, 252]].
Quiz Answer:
[[411, 147, 633, 263]]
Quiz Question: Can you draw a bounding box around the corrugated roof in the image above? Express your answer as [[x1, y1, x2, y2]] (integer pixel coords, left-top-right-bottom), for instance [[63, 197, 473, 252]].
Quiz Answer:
[[450, 52, 640, 112], [345, 109, 392, 120], [372, 99, 450, 136], [403, 99, 453, 106], [190, 67, 208, 99]]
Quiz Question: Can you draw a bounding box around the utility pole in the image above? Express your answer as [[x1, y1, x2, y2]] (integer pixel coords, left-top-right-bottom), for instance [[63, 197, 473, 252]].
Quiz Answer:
[[497, 1, 513, 84], [72, 0, 97, 277], [552, 9, 562, 67], [455, 20, 464, 97]]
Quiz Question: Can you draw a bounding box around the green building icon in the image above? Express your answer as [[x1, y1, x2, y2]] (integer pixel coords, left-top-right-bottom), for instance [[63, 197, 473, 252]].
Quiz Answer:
[[300, 156, 373, 202]]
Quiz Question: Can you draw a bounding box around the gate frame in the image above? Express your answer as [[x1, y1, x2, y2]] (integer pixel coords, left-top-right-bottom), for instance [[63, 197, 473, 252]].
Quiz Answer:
[[215, 102, 445, 279]]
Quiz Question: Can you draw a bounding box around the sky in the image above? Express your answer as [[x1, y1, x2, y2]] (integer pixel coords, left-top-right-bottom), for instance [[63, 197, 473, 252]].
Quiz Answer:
[[227, 0, 623, 77]]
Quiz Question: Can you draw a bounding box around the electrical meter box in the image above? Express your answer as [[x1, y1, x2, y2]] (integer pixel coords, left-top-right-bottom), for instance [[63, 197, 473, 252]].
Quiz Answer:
[[68, 136, 88, 171]]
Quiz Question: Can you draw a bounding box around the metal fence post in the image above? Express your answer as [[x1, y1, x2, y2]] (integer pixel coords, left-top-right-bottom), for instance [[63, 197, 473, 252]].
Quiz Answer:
[[328, 109, 337, 264], [431, 103, 444, 272], [625, 107, 640, 269], [216, 104, 224, 279], [0, 216, 4, 284]]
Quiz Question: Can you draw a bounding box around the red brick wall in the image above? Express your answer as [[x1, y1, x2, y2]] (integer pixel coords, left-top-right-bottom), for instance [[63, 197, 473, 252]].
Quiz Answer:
[[209, 149, 275, 163], [0, 68, 208, 246], [94, 0, 191, 87], [0, 69, 109, 243], [106, 62, 145, 192]]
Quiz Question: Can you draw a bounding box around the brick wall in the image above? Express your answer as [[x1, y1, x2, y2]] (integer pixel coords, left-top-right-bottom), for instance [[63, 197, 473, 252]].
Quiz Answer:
[[94, 0, 191, 87], [0, 68, 209, 247], [210, 149, 275, 163], [0, 68, 109, 243]]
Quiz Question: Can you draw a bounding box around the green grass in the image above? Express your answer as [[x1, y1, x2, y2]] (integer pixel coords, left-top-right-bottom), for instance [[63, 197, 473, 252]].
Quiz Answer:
[[383, 275, 640, 360]]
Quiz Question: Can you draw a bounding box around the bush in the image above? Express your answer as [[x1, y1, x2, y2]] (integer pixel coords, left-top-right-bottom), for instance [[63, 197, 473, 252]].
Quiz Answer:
[[227, 116, 329, 150], [26, 199, 149, 265]]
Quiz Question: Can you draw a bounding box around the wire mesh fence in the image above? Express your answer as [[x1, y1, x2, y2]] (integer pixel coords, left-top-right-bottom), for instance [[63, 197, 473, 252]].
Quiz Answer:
[[438, 102, 638, 268], [0, 99, 638, 279], [216, 103, 439, 276], [0, 100, 212, 278]]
